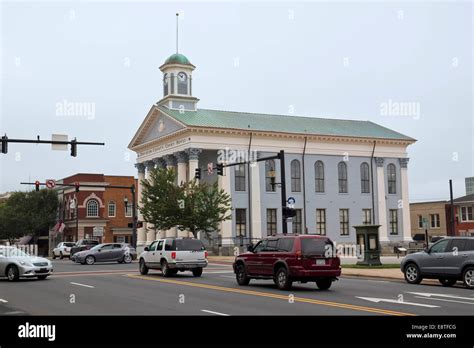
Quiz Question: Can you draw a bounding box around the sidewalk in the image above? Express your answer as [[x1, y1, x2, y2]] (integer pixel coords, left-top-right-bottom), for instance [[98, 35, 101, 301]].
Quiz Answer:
[[208, 256, 405, 280]]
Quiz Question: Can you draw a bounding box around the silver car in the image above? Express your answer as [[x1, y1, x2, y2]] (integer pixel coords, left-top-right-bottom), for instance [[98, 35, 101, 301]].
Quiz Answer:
[[0, 246, 53, 281], [71, 243, 137, 265], [401, 237, 474, 289]]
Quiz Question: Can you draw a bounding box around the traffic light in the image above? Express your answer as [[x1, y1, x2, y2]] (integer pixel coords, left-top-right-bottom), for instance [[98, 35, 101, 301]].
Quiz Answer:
[[1, 135, 7, 154], [75, 182, 80, 192], [35, 181, 40, 192], [194, 168, 201, 180], [216, 163, 224, 176], [70, 138, 77, 157], [283, 207, 296, 218]]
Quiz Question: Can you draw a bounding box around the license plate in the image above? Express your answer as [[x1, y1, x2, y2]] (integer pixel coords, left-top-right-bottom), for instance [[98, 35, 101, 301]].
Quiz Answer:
[[316, 259, 326, 266], [39, 268, 48, 272]]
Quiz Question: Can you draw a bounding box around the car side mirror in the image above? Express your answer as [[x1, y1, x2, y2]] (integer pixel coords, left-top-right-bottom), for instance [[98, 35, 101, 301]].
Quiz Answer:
[[144, 247, 149, 252], [98, 249, 102, 252], [247, 244, 254, 252], [424, 247, 430, 253]]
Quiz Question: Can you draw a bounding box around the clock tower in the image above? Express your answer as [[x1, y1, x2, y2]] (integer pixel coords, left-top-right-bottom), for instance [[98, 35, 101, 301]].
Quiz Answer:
[[158, 53, 199, 111]]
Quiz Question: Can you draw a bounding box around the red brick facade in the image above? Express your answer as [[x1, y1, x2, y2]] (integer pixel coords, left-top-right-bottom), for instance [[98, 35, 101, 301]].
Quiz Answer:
[[57, 173, 137, 243], [445, 195, 474, 237]]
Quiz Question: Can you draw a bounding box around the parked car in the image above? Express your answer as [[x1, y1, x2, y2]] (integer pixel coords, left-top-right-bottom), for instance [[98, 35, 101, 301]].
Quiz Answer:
[[233, 234, 341, 290], [139, 238, 208, 277], [0, 246, 53, 281], [401, 236, 474, 289], [70, 239, 99, 257], [52, 242, 76, 259], [71, 243, 137, 265]]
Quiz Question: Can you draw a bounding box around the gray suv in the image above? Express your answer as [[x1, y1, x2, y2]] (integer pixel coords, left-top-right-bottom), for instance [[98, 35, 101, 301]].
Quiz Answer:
[[401, 237, 474, 289]]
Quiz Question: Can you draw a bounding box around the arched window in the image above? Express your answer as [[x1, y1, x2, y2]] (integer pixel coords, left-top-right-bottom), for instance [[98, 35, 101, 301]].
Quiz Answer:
[[234, 163, 246, 191], [265, 160, 276, 192], [163, 73, 169, 96], [315, 161, 325, 193], [338, 161, 348, 193], [108, 201, 116, 217], [290, 159, 301, 192], [86, 199, 99, 217], [360, 162, 370, 193], [177, 71, 188, 94], [387, 164, 397, 194]]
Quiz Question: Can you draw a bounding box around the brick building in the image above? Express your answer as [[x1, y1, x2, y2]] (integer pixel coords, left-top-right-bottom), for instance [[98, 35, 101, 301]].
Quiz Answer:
[[446, 194, 474, 237], [409, 201, 447, 240], [56, 174, 137, 243]]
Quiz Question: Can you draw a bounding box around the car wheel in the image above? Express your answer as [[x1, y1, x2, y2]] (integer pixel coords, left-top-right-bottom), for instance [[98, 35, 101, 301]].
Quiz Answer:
[[123, 254, 132, 264], [139, 259, 148, 275], [161, 261, 172, 277], [192, 268, 203, 277], [60, 252, 64, 260], [316, 279, 332, 290], [439, 278, 457, 287], [85, 255, 95, 265], [462, 267, 474, 289], [404, 263, 422, 284], [6, 265, 20, 282], [236, 264, 250, 286], [274, 267, 292, 290], [52, 253, 56, 260], [37, 275, 48, 280]]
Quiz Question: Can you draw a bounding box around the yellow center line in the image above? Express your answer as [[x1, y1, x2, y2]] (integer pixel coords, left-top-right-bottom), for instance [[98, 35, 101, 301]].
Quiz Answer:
[[126, 274, 415, 316]]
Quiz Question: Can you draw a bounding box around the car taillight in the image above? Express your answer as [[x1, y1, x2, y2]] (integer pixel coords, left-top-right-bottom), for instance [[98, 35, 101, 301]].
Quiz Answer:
[[296, 250, 302, 260], [205, 251, 208, 259], [171, 252, 176, 259]]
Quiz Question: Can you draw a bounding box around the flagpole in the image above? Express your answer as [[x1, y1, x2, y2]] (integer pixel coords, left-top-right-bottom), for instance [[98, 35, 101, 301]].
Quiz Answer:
[[176, 13, 179, 53]]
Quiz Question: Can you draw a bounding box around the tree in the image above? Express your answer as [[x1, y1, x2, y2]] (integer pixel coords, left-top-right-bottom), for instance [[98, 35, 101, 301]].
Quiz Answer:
[[140, 167, 231, 238]]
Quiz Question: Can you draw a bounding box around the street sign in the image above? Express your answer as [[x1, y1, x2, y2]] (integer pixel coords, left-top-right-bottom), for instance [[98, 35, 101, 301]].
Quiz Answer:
[[422, 217, 428, 230], [92, 227, 104, 237], [207, 162, 214, 175], [45, 179, 56, 189], [287, 197, 296, 205], [51, 134, 68, 151]]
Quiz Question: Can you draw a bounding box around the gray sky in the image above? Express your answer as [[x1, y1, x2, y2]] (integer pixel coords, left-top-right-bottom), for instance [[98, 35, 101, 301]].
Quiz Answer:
[[0, 0, 472, 202]]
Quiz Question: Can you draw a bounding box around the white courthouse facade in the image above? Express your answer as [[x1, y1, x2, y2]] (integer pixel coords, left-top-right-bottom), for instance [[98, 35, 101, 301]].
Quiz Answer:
[[129, 52, 416, 253]]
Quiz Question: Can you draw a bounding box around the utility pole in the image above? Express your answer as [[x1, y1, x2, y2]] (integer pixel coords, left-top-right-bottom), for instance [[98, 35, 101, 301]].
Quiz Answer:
[[279, 150, 288, 234], [449, 179, 455, 236]]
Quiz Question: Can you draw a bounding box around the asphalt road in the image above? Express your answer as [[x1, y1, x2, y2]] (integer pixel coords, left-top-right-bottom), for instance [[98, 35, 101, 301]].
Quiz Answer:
[[0, 260, 473, 316]]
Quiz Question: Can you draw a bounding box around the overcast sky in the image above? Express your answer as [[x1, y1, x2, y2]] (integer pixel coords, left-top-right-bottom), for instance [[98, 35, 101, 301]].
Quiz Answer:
[[0, 0, 472, 202]]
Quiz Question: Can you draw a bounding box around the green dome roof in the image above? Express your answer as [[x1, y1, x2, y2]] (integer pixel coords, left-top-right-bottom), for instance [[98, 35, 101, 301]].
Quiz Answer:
[[164, 53, 192, 66]]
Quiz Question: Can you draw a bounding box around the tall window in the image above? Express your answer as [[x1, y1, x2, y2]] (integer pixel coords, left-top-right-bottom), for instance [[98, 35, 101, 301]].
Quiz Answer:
[[125, 202, 132, 217], [265, 160, 276, 192], [418, 215, 423, 228], [177, 71, 188, 94], [235, 209, 246, 237], [290, 160, 301, 192], [292, 209, 302, 234], [387, 164, 397, 194], [339, 209, 349, 235], [430, 214, 440, 228], [360, 162, 370, 193], [234, 164, 246, 191], [461, 206, 473, 221], [316, 209, 326, 235], [338, 162, 348, 193], [108, 201, 116, 217], [163, 73, 169, 96], [362, 209, 372, 224], [266, 209, 277, 236], [86, 200, 99, 217], [315, 161, 325, 193], [389, 209, 398, 234]]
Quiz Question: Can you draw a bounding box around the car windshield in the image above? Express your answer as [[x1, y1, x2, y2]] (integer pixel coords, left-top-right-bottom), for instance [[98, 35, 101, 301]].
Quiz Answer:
[[301, 238, 333, 256], [174, 239, 205, 251], [64, 243, 75, 247], [0, 247, 29, 257]]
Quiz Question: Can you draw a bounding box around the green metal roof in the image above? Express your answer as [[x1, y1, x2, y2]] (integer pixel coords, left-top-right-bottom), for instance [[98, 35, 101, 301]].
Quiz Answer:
[[164, 53, 192, 66], [158, 106, 415, 141]]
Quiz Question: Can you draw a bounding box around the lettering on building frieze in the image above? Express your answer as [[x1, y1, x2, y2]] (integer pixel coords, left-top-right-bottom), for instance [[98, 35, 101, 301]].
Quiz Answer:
[[138, 137, 190, 157]]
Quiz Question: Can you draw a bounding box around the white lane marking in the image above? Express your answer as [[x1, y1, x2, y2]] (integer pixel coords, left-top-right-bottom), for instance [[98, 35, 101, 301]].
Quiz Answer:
[[204, 271, 234, 274], [70, 282, 95, 288], [4, 311, 25, 315], [201, 309, 230, 316], [413, 296, 474, 305], [0, 299, 8, 303], [220, 275, 236, 279], [356, 296, 439, 308], [406, 292, 474, 301]]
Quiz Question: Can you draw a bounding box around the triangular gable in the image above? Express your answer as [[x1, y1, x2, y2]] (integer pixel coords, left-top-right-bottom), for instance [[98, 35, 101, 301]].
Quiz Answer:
[[128, 105, 187, 149]]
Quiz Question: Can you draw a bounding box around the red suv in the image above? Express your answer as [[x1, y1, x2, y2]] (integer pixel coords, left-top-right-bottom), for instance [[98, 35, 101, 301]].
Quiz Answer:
[[233, 235, 341, 290]]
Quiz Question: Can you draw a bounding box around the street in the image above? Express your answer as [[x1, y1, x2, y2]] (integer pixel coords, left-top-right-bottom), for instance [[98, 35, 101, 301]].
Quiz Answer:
[[1, 260, 473, 316]]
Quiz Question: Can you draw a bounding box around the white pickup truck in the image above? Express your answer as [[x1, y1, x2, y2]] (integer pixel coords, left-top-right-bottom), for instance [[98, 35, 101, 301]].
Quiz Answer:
[[139, 238, 208, 277]]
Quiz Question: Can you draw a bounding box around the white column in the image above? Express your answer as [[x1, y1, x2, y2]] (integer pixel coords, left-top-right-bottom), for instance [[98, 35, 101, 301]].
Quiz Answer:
[[375, 158, 388, 242], [250, 159, 262, 240], [399, 158, 412, 242], [135, 163, 146, 247], [218, 163, 233, 245], [164, 154, 178, 238], [186, 148, 202, 183], [175, 151, 190, 238], [153, 158, 167, 240], [144, 160, 156, 243]]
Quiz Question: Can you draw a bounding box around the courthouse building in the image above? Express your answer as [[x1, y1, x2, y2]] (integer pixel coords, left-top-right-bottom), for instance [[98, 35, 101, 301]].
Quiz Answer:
[[128, 51, 416, 252]]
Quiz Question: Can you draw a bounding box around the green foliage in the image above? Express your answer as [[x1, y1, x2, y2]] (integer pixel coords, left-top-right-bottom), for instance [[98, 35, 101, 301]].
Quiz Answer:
[[0, 190, 58, 242], [140, 167, 231, 238]]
